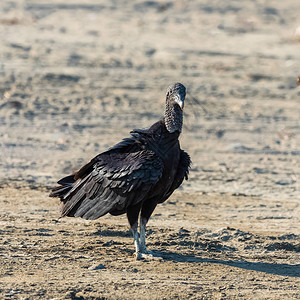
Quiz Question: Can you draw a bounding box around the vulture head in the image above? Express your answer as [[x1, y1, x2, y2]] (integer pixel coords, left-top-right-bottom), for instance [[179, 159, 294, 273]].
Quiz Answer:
[[165, 82, 186, 133]]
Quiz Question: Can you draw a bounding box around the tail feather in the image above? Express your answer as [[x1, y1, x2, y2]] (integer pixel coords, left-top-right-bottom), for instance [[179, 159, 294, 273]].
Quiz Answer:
[[49, 185, 72, 198], [57, 175, 76, 186], [49, 174, 76, 198], [52, 174, 93, 217]]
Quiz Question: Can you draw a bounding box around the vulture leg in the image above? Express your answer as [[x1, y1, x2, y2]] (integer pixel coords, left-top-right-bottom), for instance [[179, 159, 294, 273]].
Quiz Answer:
[[127, 203, 143, 260], [130, 222, 141, 260], [139, 216, 152, 257], [139, 200, 162, 259]]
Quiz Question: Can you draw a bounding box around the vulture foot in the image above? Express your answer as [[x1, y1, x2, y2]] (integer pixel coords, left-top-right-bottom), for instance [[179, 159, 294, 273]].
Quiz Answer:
[[136, 251, 162, 261]]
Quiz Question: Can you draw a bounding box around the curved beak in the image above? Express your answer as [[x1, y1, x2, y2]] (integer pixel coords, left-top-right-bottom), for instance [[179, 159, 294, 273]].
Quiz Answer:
[[175, 96, 184, 110]]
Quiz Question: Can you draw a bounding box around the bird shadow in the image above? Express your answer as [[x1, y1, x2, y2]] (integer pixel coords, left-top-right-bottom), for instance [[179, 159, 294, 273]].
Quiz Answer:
[[92, 228, 299, 278], [93, 229, 132, 238], [152, 250, 300, 278]]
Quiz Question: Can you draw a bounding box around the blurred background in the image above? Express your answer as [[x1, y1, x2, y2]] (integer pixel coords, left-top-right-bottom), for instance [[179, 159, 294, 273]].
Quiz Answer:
[[0, 0, 299, 200]]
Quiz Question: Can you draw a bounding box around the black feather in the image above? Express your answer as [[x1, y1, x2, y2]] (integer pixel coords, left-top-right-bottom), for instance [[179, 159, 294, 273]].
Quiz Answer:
[[50, 83, 190, 252]]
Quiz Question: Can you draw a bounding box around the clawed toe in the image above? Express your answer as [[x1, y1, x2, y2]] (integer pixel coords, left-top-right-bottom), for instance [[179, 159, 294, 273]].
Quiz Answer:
[[135, 251, 162, 260], [141, 252, 153, 258]]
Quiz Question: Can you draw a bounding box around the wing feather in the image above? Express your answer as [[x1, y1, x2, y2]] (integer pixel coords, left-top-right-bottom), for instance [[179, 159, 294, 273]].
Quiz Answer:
[[158, 150, 191, 203], [56, 137, 164, 219]]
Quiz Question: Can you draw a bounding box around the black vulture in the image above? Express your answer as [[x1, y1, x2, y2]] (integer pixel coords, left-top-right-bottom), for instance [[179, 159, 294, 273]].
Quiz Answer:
[[50, 82, 191, 259]]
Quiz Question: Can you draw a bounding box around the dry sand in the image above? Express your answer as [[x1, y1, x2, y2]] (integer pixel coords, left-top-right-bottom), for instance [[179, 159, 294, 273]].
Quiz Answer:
[[0, 0, 299, 299]]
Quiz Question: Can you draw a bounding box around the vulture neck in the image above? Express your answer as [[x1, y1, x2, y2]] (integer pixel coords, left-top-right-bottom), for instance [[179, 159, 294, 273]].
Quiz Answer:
[[164, 100, 183, 134]]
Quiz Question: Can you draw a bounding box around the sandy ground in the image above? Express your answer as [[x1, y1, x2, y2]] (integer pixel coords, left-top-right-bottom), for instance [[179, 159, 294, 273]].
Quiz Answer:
[[0, 0, 299, 299]]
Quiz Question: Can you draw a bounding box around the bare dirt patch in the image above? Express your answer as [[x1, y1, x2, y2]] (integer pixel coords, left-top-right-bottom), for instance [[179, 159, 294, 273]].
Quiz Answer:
[[0, 0, 299, 299], [0, 188, 299, 299]]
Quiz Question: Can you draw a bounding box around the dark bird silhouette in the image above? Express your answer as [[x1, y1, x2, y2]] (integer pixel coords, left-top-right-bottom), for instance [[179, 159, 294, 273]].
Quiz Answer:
[[50, 82, 191, 259]]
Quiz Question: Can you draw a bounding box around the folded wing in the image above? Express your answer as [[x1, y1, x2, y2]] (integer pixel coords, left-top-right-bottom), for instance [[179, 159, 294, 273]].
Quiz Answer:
[[50, 137, 164, 220], [158, 149, 191, 203]]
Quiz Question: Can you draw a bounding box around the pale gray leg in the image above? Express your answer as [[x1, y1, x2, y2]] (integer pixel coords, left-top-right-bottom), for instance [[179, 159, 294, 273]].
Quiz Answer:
[[139, 217, 150, 254], [139, 217, 158, 259], [130, 222, 142, 260], [131, 218, 162, 260]]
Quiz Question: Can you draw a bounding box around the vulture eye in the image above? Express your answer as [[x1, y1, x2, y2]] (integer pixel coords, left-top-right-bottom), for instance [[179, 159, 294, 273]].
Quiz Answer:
[[169, 90, 172, 95]]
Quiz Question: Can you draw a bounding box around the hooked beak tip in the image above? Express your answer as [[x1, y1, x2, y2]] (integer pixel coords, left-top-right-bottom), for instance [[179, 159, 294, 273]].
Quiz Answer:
[[178, 100, 184, 110], [175, 96, 184, 110]]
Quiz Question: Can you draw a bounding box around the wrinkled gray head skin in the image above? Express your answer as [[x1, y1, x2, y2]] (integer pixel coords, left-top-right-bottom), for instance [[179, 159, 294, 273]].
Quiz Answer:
[[166, 82, 186, 110], [164, 82, 186, 133]]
